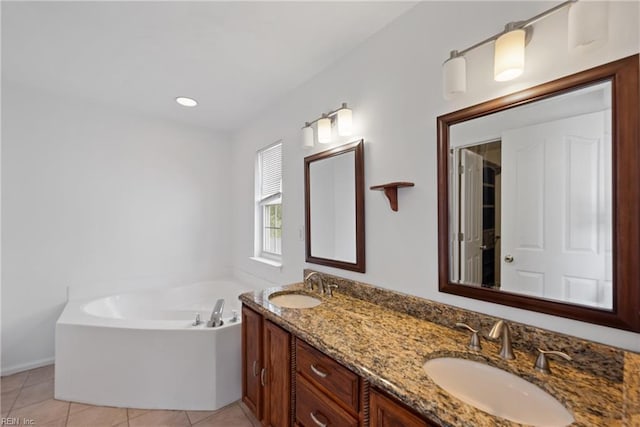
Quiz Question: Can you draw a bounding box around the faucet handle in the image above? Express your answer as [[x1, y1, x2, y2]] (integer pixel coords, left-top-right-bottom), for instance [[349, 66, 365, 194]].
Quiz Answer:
[[455, 323, 482, 351], [305, 279, 314, 291], [534, 348, 572, 374], [326, 284, 338, 297]]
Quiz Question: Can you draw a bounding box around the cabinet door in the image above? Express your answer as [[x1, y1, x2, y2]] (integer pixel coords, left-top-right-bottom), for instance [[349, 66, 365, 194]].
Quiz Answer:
[[263, 320, 292, 427], [370, 389, 431, 427], [242, 306, 263, 419]]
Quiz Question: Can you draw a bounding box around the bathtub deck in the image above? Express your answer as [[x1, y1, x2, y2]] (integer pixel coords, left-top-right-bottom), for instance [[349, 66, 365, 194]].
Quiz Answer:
[[1, 364, 258, 426]]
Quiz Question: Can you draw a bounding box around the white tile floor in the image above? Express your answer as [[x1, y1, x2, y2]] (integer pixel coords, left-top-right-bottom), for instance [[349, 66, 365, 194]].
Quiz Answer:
[[1, 365, 259, 426]]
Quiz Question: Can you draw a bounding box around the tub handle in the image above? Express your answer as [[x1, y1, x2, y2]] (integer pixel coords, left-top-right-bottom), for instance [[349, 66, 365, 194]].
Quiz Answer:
[[310, 364, 328, 378], [252, 360, 258, 377], [260, 368, 266, 387], [310, 411, 328, 427]]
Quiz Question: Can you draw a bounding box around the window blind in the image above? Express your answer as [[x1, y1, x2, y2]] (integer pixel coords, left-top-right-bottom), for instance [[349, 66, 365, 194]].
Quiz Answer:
[[259, 142, 282, 202]]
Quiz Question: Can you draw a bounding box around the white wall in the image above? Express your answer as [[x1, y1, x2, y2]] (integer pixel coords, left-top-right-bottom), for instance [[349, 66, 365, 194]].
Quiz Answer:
[[2, 83, 232, 373], [230, 1, 640, 350]]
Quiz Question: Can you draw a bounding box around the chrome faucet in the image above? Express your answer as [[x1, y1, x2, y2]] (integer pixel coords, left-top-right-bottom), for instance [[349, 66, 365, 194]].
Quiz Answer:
[[207, 299, 225, 327], [488, 320, 515, 360], [304, 272, 324, 294]]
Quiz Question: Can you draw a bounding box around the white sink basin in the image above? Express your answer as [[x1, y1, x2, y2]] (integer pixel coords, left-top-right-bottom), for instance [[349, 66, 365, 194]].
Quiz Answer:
[[423, 357, 574, 426], [268, 292, 321, 309]]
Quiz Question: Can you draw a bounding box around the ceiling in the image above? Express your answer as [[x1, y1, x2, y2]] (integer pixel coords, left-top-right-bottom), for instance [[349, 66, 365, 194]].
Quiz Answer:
[[2, 1, 416, 132]]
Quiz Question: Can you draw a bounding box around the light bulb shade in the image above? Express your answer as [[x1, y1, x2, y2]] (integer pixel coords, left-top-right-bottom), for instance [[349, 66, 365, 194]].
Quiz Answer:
[[303, 126, 314, 148], [317, 117, 332, 143], [443, 55, 467, 99], [337, 108, 353, 136], [494, 29, 525, 82], [568, 1, 608, 50]]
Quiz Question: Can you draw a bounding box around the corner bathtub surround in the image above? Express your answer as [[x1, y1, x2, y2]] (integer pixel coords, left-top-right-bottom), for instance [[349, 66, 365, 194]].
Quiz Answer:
[[240, 272, 640, 426]]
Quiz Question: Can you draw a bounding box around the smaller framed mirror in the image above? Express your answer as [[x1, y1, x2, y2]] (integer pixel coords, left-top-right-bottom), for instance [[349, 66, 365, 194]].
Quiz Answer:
[[305, 140, 365, 272]]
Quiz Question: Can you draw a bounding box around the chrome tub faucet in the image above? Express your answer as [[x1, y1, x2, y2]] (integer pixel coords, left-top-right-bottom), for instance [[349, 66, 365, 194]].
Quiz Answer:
[[207, 299, 225, 327]]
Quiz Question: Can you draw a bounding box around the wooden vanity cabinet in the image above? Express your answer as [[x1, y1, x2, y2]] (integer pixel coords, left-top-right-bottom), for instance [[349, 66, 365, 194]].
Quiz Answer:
[[242, 305, 292, 427], [370, 389, 434, 427], [242, 304, 435, 427]]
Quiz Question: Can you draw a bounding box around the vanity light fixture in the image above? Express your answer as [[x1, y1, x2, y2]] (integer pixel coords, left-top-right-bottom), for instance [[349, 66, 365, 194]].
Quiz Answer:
[[442, 0, 608, 98], [336, 107, 353, 136], [175, 96, 198, 107], [568, 0, 609, 50], [317, 114, 332, 144], [302, 123, 314, 148], [494, 23, 526, 82], [301, 103, 353, 148], [442, 50, 466, 100]]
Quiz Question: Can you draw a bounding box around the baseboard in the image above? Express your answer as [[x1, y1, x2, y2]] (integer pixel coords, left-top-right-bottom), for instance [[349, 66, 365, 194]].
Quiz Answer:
[[2, 357, 54, 376]]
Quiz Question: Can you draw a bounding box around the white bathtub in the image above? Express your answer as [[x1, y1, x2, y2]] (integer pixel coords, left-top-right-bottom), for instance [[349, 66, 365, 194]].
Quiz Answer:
[[55, 280, 251, 410]]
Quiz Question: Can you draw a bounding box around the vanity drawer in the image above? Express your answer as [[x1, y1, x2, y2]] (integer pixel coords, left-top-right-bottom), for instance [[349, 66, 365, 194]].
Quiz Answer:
[[296, 375, 358, 427], [370, 388, 432, 427], [296, 339, 359, 413]]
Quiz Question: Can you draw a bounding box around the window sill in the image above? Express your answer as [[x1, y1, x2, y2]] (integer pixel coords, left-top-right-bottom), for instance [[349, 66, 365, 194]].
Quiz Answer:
[[250, 256, 283, 268]]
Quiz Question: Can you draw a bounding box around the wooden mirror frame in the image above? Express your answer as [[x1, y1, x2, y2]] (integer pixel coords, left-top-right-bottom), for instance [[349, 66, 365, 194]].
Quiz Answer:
[[305, 139, 365, 273], [437, 55, 639, 331]]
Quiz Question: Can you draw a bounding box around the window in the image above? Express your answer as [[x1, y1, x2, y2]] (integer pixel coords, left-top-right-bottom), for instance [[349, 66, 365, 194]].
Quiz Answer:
[[256, 141, 282, 261]]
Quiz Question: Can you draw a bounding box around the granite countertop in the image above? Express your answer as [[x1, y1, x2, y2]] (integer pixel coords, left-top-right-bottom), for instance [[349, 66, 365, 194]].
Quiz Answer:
[[240, 283, 639, 427]]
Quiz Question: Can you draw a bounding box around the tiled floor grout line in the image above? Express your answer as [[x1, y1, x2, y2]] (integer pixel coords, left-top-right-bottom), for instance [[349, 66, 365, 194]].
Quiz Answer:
[[5, 374, 25, 416], [10, 381, 54, 412], [64, 399, 71, 427]]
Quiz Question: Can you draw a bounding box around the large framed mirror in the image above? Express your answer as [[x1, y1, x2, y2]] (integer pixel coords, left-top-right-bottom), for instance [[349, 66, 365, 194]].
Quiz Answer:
[[437, 55, 639, 331], [305, 140, 365, 272]]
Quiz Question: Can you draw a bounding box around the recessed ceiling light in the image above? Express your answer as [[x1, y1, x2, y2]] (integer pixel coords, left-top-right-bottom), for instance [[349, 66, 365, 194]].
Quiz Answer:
[[175, 97, 198, 107]]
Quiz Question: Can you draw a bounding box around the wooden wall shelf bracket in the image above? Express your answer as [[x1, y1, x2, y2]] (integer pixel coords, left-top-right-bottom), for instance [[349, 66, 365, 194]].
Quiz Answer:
[[370, 182, 414, 212]]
